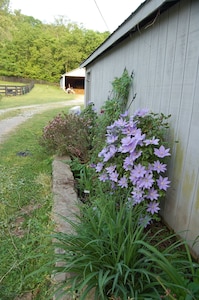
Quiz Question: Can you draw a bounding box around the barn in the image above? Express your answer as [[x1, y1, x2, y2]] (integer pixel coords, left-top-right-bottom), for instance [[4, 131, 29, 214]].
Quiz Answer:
[[60, 68, 85, 94], [80, 0, 199, 258]]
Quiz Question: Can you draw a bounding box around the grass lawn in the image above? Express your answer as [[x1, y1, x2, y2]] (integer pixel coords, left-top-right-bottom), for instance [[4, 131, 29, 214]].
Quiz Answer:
[[0, 83, 80, 109], [0, 83, 78, 299]]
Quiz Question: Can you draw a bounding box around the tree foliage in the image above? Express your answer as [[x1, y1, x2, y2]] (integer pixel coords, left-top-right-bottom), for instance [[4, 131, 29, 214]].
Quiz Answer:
[[0, 2, 109, 82]]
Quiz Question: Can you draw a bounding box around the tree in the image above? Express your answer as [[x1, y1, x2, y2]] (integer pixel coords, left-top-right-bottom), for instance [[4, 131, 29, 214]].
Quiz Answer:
[[0, 0, 10, 12], [0, 11, 110, 82]]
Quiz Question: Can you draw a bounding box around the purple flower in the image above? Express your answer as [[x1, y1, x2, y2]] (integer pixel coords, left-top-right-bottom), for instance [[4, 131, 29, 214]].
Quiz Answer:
[[134, 129, 146, 142], [120, 111, 129, 118], [147, 201, 160, 215], [113, 118, 128, 127], [106, 123, 116, 131], [131, 150, 142, 161], [109, 171, 119, 182], [154, 145, 170, 158], [157, 176, 170, 191], [144, 137, 159, 146], [131, 187, 145, 204], [95, 162, 104, 172], [134, 108, 149, 117], [122, 121, 137, 135], [123, 156, 134, 171], [99, 173, 108, 182], [146, 187, 159, 201], [90, 163, 96, 168], [129, 171, 138, 185], [131, 164, 146, 178], [121, 136, 138, 153], [106, 165, 116, 174], [138, 173, 154, 189], [118, 176, 128, 188], [146, 163, 154, 173], [103, 152, 113, 162], [106, 134, 118, 144], [153, 160, 167, 173], [103, 145, 117, 162], [123, 151, 142, 171], [98, 148, 107, 158]]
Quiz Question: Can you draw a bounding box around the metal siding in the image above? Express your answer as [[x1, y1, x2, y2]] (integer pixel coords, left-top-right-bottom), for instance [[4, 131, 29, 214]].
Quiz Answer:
[[85, 0, 199, 255]]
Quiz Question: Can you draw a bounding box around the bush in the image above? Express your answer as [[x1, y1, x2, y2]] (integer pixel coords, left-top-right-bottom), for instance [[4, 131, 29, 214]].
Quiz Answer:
[[91, 109, 171, 222], [40, 112, 92, 162]]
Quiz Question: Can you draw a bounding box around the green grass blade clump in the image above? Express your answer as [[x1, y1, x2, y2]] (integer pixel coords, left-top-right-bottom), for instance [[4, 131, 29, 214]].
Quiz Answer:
[[53, 197, 162, 299], [53, 194, 199, 299]]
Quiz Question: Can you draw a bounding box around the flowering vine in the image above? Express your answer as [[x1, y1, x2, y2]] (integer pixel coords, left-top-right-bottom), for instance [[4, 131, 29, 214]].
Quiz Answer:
[[93, 109, 171, 223]]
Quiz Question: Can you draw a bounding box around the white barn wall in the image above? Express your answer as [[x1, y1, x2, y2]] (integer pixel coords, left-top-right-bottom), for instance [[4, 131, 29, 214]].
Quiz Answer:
[[84, 0, 199, 257]]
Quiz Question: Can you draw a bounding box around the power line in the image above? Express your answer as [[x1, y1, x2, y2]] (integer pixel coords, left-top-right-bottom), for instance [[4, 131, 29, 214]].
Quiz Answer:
[[93, 0, 110, 31]]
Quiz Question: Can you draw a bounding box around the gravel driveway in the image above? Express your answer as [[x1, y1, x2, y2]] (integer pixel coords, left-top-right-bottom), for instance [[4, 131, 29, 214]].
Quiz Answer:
[[0, 98, 84, 144]]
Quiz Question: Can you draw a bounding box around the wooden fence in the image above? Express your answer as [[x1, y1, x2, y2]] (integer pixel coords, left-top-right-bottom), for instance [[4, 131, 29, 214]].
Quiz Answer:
[[0, 82, 34, 96]]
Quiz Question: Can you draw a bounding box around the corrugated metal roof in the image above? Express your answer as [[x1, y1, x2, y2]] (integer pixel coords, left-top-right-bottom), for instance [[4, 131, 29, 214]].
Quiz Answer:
[[80, 0, 179, 68], [62, 68, 85, 77]]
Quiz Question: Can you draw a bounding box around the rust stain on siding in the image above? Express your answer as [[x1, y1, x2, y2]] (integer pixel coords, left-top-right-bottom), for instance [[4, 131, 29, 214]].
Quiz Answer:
[[174, 143, 184, 178], [182, 171, 195, 204], [195, 185, 199, 210]]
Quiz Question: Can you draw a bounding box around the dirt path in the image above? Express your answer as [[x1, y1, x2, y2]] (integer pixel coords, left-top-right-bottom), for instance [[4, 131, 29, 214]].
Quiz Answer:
[[0, 98, 84, 144]]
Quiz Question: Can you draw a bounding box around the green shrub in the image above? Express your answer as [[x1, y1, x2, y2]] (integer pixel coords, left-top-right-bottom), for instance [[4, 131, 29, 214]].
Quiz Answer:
[[91, 109, 171, 222], [40, 112, 91, 162]]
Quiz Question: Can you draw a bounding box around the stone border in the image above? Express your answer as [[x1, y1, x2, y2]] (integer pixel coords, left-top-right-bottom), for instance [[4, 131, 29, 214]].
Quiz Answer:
[[52, 156, 80, 300]]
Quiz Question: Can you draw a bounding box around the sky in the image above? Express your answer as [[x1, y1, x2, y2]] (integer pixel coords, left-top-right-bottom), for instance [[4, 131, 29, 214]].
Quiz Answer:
[[10, 0, 144, 33]]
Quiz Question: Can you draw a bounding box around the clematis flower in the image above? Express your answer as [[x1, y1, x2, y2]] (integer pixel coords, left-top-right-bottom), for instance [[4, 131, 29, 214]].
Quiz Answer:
[[121, 136, 138, 153], [106, 165, 116, 174], [146, 187, 159, 201], [109, 171, 119, 182], [154, 145, 170, 158], [118, 176, 128, 188], [138, 172, 154, 189], [134, 108, 149, 117], [153, 160, 167, 173], [157, 176, 170, 191], [144, 137, 159, 146], [122, 120, 137, 135], [99, 173, 108, 182], [103, 145, 117, 162], [130, 163, 146, 178], [106, 134, 118, 144], [123, 156, 134, 171], [98, 147, 107, 158], [113, 118, 127, 127], [131, 187, 145, 204], [95, 162, 104, 172], [147, 201, 160, 214]]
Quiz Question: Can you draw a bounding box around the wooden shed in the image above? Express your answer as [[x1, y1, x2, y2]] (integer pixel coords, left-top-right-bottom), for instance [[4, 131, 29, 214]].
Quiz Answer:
[[60, 68, 85, 93], [81, 0, 199, 258]]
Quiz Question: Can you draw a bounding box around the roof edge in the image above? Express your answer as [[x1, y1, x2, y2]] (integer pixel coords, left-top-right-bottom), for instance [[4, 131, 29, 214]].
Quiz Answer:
[[80, 0, 178, 68]]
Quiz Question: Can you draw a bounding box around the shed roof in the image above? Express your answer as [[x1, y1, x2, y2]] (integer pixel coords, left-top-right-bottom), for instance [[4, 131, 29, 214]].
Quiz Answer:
[[62, 68, 85, 78], [80, 0, 179, 68]]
